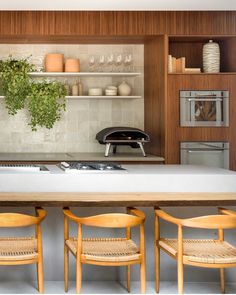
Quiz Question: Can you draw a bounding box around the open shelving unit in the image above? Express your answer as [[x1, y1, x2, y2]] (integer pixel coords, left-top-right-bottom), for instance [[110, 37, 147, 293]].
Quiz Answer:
[[168, 36, 236, 74]]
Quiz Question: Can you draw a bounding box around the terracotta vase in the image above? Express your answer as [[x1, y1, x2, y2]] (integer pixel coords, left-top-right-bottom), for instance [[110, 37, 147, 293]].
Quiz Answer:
[[45, 54, 64, 72], [65, 58, 80, 72]]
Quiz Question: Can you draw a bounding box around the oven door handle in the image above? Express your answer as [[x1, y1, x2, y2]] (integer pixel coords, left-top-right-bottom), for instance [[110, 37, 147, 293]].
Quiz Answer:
[[187, 98, 223, 102], [187, 149, 225, 153]]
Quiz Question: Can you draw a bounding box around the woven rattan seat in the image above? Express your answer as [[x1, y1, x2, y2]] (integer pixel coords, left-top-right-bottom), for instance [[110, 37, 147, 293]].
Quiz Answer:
[[66, 237, 141, 262], [0, 237, 38, 261], [159, 238, 236, 264], [63, 207, 146, 293], [155, 207, 236, 294], [0, 208, 46, 293]]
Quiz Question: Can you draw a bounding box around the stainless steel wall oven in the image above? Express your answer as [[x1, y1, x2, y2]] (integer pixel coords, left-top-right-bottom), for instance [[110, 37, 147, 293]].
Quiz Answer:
[[180, 90, 229, 127], [180, 142, 229, 169]]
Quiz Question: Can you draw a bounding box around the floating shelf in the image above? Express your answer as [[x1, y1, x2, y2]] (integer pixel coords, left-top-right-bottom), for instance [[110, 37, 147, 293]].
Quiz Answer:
[[0, 95, 142, 100], [29, 72, 141, 77], [168, 72, 236, 75], [67, 95, 141, 99]]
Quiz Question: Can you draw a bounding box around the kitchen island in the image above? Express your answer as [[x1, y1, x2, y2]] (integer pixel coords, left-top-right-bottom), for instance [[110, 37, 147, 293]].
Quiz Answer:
[[0, 164, 235, 206], [0, 164, 236, 288]]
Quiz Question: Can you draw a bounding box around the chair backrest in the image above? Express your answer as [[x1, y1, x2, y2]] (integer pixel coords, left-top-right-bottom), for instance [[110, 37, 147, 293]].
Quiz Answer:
[[0, 208, 46, 227], [182, 215, 236, 229], [63, 208, 145, 228]]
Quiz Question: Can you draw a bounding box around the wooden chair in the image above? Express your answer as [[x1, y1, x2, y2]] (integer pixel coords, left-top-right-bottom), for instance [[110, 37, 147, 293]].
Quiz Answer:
[[63, 207, 146, 294], [0, 207, 46, 293], [155, 207, 236, 294]]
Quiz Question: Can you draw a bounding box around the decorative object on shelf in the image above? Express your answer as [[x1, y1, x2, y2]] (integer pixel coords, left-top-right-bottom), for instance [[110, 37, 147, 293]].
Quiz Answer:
[[203, 40, 220, 73], [78, 79, 83, 96], [72, 80, 79, 96], [115, 53, 123, 72], [88, 55, 95, 72], [184, 68, 201, 73], [107, 54, 114, 72], [27, 81, 66, 131], [45, 53, 64, 72], [105, 86, 117, 96], [98, 55, 105, 72], [118, 81, 132, 96], [65, 58, 80, 72], [168, 55, 186, 73], [64, 79, 70, 95], [88, 88, 103, 96], [0, 56, 35, 115], [124, 53, 133, 72]]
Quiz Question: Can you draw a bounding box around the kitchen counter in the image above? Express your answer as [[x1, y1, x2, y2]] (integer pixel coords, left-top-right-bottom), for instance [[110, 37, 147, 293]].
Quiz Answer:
[[0, 153, 164, 163], [0, 164, 235, 206]]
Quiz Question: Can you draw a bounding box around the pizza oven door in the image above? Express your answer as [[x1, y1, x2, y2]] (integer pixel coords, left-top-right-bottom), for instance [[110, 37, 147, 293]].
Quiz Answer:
[[180, 90, 229, 127]]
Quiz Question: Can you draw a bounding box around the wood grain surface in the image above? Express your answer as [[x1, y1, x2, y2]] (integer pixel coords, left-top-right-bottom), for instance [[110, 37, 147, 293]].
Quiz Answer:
[[0, 192, 235, 207], [0, 11, 235, 38], [166, 74, 236, 169]]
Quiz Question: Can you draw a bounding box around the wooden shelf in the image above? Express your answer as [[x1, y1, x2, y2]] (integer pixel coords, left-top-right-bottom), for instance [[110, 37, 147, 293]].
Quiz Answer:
[[168, 72, 236, 75], [0, 95, 142, 100], [29, 72, 141, 77], [67, 95, 142, 99]]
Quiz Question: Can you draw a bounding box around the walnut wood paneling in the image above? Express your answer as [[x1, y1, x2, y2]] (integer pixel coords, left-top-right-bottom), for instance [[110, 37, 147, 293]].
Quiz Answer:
[[166, 74, 236, 170], [0, 11, 235, 38], [144, 35, 167, 157], [221, 38, 236, 72]]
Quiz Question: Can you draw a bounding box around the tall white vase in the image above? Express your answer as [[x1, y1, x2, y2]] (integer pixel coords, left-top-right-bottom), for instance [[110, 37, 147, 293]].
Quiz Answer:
[[203, 40, 220, 73]]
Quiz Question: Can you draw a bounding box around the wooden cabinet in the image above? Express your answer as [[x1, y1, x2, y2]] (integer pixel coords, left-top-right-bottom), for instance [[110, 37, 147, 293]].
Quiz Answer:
[[144, 35, 236, 170]]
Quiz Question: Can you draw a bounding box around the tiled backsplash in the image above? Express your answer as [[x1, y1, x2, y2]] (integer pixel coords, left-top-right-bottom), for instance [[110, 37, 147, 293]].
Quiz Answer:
[[0, 44, 144, 153]]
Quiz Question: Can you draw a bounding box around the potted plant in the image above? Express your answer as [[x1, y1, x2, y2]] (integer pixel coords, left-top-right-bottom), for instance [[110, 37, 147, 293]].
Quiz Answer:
[[27, 81, 67, 131], [0, 56, 34, 115]]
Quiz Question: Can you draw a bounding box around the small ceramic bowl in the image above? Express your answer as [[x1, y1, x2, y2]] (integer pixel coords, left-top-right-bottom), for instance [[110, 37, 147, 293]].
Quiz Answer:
[[88, 88, 103, 96]]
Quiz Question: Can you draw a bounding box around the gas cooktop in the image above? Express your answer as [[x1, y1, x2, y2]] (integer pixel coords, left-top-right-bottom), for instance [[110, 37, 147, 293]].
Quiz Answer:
[[59, 161, 126, 172]]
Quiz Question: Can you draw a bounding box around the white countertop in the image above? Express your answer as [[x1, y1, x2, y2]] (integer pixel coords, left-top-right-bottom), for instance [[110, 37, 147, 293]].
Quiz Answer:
[[0, 164, 235, 193]]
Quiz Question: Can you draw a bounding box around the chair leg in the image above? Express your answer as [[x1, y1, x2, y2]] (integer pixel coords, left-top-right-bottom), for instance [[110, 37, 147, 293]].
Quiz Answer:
[[177, 260, 184, 294], [64, 245, 69, 292], [155, 243, 160, 293], [37, 258, 44, 294], [127, 265, 131, 292], [76, 260, 82, 294], [220, 268, 225, 293], [36, 263, 39, 291], [140, 261, 146, 294]]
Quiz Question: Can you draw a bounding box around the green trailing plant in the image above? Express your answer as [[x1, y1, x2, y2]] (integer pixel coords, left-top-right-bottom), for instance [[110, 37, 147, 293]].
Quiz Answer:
[[0, 56, 34, 115], [27, 81, 67, 131], [0, 56, 67, 131]]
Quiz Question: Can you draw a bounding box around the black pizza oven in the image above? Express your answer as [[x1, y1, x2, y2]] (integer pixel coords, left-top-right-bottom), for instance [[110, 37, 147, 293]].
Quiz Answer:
[[95, 127, 150, 157]]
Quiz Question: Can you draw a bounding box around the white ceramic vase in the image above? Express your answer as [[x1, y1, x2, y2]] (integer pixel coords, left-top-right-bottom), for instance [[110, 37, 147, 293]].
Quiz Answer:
[[203, 40, 220, 73], [118, 81, 132, 96]]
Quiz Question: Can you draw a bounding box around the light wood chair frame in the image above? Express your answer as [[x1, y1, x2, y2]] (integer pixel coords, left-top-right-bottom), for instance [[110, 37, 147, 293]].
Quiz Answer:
[[155, 207, 236, 294], [0, 207, 46, 293], [63, 207, 146, 294]]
